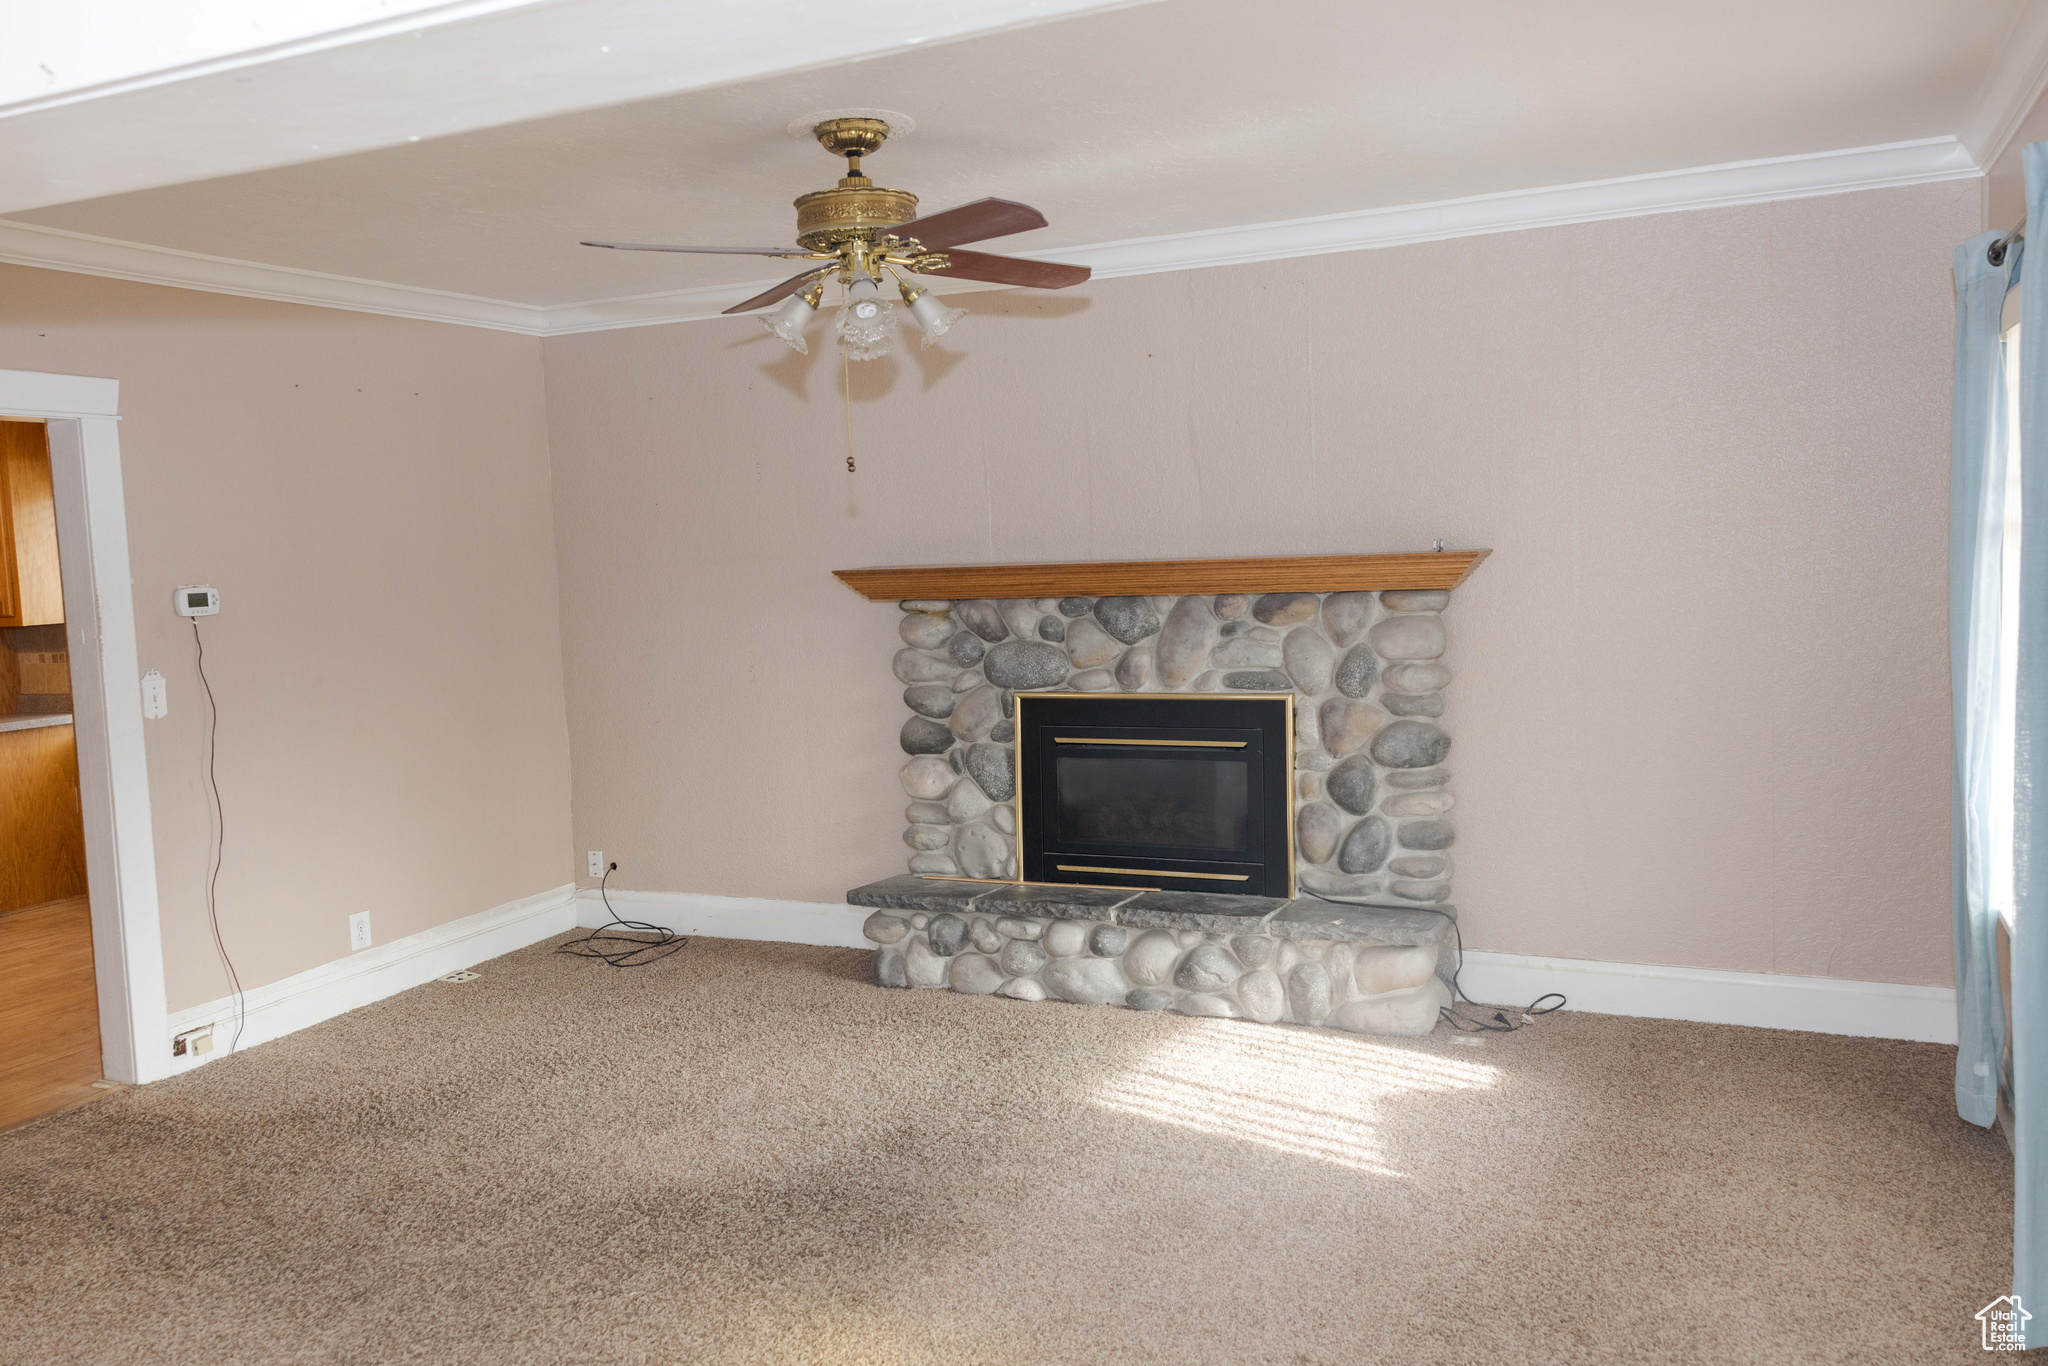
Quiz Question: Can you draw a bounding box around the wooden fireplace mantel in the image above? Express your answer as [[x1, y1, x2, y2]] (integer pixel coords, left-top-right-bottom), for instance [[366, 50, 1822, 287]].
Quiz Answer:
[[831, 550, 1491, 602]]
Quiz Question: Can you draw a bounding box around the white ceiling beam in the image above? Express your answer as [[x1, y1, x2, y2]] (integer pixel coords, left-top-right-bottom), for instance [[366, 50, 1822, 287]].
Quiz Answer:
[[0, 0, 1158, 216], [0, 0, 520, 108]]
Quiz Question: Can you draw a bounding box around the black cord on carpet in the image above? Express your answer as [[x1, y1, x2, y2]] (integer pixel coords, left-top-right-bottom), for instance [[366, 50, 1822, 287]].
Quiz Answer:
[[1301, 888, 1564, 1033], [555, 864, 689, 967]]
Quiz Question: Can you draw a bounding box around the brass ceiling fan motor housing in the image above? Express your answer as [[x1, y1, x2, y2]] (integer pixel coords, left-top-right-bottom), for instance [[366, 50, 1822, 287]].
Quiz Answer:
[[794, 117, 919, 251]]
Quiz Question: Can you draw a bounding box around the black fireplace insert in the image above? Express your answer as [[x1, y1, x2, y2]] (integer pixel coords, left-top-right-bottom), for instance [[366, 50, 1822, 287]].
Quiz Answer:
[[1015, 692, 1295, 897]]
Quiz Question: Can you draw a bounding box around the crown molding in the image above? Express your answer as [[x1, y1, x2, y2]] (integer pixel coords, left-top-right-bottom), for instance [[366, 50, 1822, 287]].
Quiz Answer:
[[1960, 1, 2048, 171], [540, 279, 792, 336], [0, 135, 1985, 338], [542, 136, 1983, 333], [1065, 136, 1980, 277], [0, 217, 546, 333]]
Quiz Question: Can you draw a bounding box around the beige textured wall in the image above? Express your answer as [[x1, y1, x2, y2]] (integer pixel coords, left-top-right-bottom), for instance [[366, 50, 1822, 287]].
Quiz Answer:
[[0, 266, 573, 1012], [543, 179, 1977, 988]]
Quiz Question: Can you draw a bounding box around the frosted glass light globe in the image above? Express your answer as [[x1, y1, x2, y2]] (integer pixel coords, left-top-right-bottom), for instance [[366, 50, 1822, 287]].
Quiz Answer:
[[837, 276, 895, 360], [760, 290, 816, 353], [906, 289, 967, 348]]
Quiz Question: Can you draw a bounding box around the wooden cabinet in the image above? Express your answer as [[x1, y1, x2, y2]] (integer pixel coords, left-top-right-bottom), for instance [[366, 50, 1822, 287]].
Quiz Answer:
[[0, 422, 63, 629], [0, 722, 88, 915]]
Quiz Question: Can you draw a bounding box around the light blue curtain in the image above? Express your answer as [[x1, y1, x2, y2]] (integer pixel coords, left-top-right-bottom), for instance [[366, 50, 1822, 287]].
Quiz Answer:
[[1953, 224, 2014, 1130], [2013, 141, 2048, 1345]]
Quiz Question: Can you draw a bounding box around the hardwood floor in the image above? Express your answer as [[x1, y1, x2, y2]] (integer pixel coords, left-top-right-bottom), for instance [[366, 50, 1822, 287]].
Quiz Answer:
[[0, 896, 104, 1130]]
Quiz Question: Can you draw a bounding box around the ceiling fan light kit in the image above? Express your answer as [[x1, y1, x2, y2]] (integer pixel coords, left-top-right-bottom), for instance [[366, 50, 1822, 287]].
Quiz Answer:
[[761, 278, 826, 354], [836, 274, 896, 360], [901, 284, 967, 349], [581, 115, 1089, 362]]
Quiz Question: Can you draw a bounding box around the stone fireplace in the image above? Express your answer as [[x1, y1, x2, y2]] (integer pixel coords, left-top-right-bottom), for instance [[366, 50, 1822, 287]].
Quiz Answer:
[[835, 552, 1487, 1037]]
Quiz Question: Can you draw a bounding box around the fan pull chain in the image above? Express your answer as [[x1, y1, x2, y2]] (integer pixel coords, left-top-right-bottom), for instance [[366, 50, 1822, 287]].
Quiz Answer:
[[843, 349, 856, 473]]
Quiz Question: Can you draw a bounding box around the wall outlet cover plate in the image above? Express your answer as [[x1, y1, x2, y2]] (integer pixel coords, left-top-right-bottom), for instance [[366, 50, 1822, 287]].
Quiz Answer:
[[439, 970, 480, 983]]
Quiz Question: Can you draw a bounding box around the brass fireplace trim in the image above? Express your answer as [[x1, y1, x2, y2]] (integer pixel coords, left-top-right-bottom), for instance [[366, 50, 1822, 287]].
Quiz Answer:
[[1011, 691, 1298, 897], [1056, 864, 1251, 882], [1053, 736, 1248, 748]]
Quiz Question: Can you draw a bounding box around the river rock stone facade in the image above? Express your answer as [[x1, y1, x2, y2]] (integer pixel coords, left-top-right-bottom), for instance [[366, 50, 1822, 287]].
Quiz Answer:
[[851, 876, 1453, 1036], [891, 590, 1457, 901]]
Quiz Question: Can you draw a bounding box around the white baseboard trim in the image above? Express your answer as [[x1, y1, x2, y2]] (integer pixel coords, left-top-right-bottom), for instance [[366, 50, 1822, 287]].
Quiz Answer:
[[587, 889, 1958, 1044], [1456, 950, 1957, 1045], [154, 885, 1956, 1053], [575, 888, 871, 948], [163, 882, 577, 1073]]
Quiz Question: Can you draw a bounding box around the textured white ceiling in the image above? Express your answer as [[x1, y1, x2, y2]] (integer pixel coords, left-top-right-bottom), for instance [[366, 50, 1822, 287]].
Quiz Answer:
[[7, 0, 2027, 307]]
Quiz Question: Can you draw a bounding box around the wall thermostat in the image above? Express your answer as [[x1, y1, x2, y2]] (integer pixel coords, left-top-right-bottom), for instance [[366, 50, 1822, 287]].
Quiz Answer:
[[174, 585, 219, 617]]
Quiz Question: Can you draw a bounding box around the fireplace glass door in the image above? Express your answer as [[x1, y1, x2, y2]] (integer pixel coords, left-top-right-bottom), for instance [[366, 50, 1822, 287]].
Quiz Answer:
[[1056, 750, 1250, 852], [1017, 694, 1294, 897]]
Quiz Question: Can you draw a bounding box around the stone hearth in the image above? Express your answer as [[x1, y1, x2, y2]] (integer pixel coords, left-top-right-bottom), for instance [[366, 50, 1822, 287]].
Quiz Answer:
[[850, 875, 1455, 1036]]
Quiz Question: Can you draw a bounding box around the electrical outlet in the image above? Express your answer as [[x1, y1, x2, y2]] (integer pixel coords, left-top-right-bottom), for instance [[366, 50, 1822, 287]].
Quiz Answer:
[[588, 850, 606, 878], [348, 911, 372, 951], [172, 1025, 213, 1058], [439, 970, 480, 984]]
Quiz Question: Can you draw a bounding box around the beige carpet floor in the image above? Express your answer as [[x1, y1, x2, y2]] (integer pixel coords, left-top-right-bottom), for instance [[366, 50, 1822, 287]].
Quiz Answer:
[[0, 933, 2014, 1365]]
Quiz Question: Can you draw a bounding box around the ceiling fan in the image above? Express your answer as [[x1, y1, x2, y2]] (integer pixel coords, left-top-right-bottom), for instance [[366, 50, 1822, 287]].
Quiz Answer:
[[581, 116, 1090, 359]]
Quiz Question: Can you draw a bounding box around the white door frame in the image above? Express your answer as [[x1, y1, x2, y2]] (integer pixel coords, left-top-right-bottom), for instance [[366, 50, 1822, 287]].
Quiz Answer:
[[0, 368, 165, 1084]]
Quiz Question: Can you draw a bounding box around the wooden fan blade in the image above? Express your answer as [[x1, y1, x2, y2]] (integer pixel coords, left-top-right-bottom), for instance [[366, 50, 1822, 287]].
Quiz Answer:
[[722, 270, 827, 315], [582, 241, 814, 257], [890, 198, 1048, 250], [923, 249, 1090, 289]]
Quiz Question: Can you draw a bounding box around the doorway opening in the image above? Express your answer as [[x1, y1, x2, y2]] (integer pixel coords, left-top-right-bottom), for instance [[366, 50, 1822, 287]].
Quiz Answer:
[[0, 368, 168, 1102], [0, 418, 99, 1127]]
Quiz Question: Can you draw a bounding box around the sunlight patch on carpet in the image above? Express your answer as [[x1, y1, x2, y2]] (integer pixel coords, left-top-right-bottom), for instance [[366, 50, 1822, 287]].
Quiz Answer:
[[1092, 1022, 1500, 1174]]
